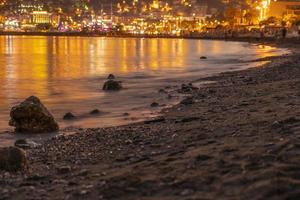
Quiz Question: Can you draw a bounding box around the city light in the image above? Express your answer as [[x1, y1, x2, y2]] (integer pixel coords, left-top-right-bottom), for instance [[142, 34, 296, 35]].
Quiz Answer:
[[0, 0, 298, 35]]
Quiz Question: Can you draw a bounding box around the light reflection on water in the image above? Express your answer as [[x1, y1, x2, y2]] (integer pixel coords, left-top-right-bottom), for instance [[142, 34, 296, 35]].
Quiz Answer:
[[0, 36, 287, 145]]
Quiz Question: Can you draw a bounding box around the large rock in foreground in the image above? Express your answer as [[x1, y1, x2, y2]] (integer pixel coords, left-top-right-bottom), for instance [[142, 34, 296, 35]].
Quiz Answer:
[[9, 96, 59, 133], [103, 80, 123, 91], [0, 147, 27, 172]]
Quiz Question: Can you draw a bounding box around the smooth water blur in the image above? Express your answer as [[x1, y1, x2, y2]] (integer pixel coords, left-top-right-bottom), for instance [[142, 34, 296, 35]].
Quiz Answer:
[[0, 36, 287, 145]]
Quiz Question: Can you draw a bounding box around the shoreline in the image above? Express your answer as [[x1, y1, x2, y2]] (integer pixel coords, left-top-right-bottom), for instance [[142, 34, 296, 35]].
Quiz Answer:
[[1, 30, 300, 50], [0, 39, 300, 199], [1, 31, 300, 51], [1, 31, 299, 41]]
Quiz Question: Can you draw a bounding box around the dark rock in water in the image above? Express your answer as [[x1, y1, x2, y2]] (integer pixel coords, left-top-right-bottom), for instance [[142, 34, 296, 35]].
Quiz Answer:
[[200, 56, 207, 59], [180, 97, 195, 105], [9, 96, 59, 133], [0, 147, 27, 172], [90, 109, 101, 115], [123, 113, 130, 116], [151, 102, 159, 107], [63, 112, 76, 120], [107, 74, 115, 80], [103, 80, 122, 91]]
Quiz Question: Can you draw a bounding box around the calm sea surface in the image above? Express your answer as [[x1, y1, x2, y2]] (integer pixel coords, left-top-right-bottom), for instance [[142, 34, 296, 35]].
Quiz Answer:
[[0, 36, 287, 146]]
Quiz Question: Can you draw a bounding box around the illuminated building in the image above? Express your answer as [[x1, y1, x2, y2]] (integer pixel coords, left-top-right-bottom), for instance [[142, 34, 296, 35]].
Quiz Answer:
[[32, 11, 51, 24], [5, 1, 44, 14], [269, 0, 300, 18], [255, 0, 300, 21], [258, 0, 270, 20]]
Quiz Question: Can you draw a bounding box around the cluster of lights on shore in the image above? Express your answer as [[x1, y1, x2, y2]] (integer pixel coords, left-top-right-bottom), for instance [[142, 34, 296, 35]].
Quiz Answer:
[[0, 0, 295, 34], [116, 0, 193, 14], [256, 0, 273, 21]]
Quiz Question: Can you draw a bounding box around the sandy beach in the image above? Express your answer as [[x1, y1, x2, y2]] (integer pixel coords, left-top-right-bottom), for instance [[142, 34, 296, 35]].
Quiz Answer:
[[0, 39, 299, 200]]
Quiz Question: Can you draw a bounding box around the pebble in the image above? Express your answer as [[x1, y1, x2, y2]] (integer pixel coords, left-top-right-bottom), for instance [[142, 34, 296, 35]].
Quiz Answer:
[[159, 89, 167, 93], [180, 97, 194, 105], [151, 102, 159, 107], [53, 179, 68, 184], [14, 139, 30, 149], [80, 190, 88, 195], [180, 189, 194, 196], [123, 112, 130, 116], [15, 139, 40, 149], [144, 117, 166, 124], [272, 121, 281, 128], [77, 169, 89, 176], [56, 166, 71, 174]]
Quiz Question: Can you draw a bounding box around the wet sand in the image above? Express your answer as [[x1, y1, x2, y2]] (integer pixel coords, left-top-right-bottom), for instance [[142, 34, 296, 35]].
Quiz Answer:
[[0, 41, 300, 200]]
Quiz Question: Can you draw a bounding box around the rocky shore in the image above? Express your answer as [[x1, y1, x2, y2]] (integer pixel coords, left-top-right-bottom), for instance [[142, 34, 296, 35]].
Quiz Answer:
[[0, 43, 300, 199]]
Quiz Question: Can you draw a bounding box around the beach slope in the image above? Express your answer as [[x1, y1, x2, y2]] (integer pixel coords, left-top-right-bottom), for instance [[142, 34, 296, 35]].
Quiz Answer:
[[0, 49, 300, 200]]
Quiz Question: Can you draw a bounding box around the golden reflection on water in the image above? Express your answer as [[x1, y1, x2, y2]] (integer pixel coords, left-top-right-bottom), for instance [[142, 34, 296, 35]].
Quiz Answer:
[[0, 36, 191, 106], [0, 36, 284, 110], [256, 44, 279, 58], [0, 36, 287, 135]]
